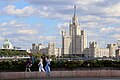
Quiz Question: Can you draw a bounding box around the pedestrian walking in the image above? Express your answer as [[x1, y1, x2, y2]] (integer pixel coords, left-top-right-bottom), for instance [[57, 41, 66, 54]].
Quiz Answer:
[[25, 58, 32, 72], [45, 56, 51, 77], [38, 56, 45, 72]]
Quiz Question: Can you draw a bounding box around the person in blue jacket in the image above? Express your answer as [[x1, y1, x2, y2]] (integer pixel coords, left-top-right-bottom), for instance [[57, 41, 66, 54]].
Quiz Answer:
[[45, 56, 51, 76]]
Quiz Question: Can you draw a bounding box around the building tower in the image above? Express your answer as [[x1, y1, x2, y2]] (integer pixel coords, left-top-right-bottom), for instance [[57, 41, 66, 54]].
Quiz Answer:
[[62, 6, 87, 57], [117, 39, 120, 48], [107, 44, 117, 57]]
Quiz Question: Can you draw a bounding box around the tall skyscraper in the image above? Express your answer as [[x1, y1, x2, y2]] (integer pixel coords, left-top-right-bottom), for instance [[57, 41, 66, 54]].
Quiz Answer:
[[62, 6, 87, 57]]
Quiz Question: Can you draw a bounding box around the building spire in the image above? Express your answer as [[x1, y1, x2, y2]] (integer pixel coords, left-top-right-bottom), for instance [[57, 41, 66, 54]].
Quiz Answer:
[[74, 6, 76, 16]]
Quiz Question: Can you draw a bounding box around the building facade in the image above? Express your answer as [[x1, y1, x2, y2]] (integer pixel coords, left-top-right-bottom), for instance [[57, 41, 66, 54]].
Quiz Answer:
[[116, 49, 120, 60], [89, 42, 109, 58], [84, 42, 117, 58], [107, 44, 117, 57], [62, 6, 87, 57], [30, 42, 61, 57], [115, 40, 120, 60], [30, 43, 47, 54], [61, 6, 119, 59], [48, 42, 61, 57], [117, 39, 120, 48]]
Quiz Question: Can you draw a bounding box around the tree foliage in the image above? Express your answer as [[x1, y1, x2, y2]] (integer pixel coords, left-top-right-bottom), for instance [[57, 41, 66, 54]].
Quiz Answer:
[[0, 49, 27, 57]]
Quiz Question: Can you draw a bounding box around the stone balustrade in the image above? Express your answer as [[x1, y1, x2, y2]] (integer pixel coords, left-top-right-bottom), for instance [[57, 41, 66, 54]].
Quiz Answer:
[[1, 70, 120, 80]]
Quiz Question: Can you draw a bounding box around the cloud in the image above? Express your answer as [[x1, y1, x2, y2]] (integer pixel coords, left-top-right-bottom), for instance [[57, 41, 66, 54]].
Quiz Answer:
[[17, 29, 37, 35], [0, 0, 120, 49], [104, 2, 120, 16], [57, 22, 69, 30], [25, 0, 105, 15], [2, 1, 120, 22], [103, 18, 120, 23], [82, 22, 104, 28], [3, 5, 36, 16], [0, 37, 4, 41], [57, 22, 70, 35], [10, 36, 37, 49], [26, 0, 105, 6], [112, 34, 120, 40], [0, 1, 104, 21], [75, 0, 105, 6], [13, 36, 36, 42], [1, 0, 120, 21], [38, 36, 56, 42], [0, 0, 17, 2], [0, 20, 29, 28], [0, 20, 42, 40], [80, 15, 101, 22], [0, 28, 7, 31], [2, 32, 13, 36], [3, 5, 71, 20], [100, 27, 120, 33], [87, 31, 98, 37]]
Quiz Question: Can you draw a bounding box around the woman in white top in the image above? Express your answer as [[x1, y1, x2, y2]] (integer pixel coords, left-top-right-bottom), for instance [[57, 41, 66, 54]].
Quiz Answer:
[[38, 57, 45, 72]]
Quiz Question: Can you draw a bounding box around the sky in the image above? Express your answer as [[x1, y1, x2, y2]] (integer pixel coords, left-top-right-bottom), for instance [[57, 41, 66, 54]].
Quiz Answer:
[[0, 0, 120, 49]]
